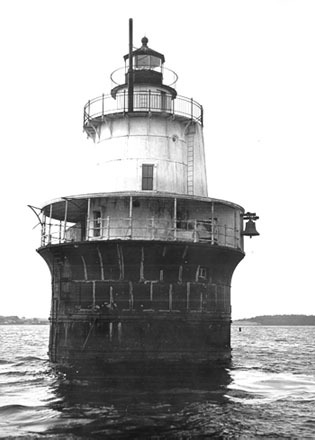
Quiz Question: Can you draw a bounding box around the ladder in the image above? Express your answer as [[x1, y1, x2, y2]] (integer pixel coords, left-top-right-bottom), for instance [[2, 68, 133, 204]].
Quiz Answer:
[[187, 134, 194, 195]]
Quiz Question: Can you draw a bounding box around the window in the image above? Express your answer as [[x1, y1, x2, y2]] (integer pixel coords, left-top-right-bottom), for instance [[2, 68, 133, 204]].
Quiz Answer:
[[198, 267, 207, 279], [93, 210, 101, 237], [142, 164, 154, 190], [135, 55, 160, 69]]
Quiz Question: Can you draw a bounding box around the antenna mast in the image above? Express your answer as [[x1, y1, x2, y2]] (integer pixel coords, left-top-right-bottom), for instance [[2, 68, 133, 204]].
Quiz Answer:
[[128, 18, 134, 112]]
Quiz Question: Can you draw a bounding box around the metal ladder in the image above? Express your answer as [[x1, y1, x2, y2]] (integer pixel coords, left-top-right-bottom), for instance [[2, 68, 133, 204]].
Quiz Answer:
[[187, 134, 194, 195]]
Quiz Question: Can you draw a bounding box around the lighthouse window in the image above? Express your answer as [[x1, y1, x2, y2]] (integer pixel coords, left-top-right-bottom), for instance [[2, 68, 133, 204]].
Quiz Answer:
[[93, 211, 101, 237], [198, 267, 207, 279], [142, 164, 154, 190], [135, 55, 160, 69]]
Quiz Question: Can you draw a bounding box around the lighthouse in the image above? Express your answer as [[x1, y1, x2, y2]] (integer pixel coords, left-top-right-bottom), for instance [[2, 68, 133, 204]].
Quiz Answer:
[[35, 21, 258, 368]]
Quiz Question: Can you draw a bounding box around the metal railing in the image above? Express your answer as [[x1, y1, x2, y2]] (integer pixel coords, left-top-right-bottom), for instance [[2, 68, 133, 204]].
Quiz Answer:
[[110, 66, 179, 88], [41, 218, 240, 249], [83, 90, 203, 127]]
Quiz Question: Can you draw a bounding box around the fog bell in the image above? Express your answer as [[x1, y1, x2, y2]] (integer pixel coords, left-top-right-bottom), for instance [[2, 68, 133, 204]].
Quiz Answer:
[[243, 219, 260, 238]]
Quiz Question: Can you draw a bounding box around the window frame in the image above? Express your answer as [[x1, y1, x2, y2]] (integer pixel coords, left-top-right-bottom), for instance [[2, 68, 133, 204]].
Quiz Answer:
[[93, 210, 101, 237], [142, 164, 154, 190]]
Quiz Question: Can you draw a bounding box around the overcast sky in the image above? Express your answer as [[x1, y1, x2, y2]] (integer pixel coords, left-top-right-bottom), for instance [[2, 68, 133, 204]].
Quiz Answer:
[[1, 0, 314, 319]]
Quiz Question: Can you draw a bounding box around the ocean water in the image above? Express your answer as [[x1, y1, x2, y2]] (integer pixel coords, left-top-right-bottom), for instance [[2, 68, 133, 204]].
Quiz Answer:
[[0, 325, 314, 439]]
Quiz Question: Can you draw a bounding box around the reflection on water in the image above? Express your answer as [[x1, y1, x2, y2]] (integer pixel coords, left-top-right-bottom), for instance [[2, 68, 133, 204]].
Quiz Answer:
[[46, 364, 232, 439], [1, 325, 315, 439]]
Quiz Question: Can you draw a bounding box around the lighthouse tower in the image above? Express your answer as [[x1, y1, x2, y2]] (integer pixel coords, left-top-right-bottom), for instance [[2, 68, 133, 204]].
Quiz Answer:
[[85, 35, 207, 197], [36, 22, 258, 368]]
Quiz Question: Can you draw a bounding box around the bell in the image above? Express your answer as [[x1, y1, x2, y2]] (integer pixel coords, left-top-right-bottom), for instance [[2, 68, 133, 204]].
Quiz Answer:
[[242, 219, 259, 238]]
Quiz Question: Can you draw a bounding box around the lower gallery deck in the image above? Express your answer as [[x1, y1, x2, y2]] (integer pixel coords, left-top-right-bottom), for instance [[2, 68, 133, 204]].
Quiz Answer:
[[39, 240, 244, 366]]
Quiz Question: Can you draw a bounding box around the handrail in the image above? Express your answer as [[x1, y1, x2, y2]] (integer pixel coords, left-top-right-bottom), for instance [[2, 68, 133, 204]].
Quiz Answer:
[[110, 66, 178, 88], [83, 90, 203, 127], [41, 218, 240, 249]]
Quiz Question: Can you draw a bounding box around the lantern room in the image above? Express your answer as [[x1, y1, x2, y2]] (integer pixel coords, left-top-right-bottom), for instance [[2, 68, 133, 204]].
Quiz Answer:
[[127, 36, 164, 72], [111, 36, 177, 99]]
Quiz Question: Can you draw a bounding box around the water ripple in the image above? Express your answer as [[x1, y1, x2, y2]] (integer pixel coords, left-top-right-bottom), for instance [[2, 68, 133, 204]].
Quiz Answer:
[[227, 369, 315, 405], [0, 325, 315, 439]]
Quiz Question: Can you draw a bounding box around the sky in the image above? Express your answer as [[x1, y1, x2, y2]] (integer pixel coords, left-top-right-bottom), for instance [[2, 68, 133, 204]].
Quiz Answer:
[[0, 0, 314, 319]]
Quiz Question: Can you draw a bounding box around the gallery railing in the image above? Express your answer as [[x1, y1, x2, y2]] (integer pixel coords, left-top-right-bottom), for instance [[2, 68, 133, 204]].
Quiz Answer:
[[41, 218, 241, 249], [83, 90, 203, 127]]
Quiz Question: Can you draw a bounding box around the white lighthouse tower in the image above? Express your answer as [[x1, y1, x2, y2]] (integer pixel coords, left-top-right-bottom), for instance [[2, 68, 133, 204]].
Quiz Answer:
[[85, 35, 207, 197], [36, 21, 258, 368]]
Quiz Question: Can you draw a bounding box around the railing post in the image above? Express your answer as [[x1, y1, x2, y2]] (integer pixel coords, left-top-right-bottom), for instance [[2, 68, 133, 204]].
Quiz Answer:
[[148, 90, 151, 112], [83, 105, 86, 127], [191, 98, 194, 121], [194, 219, 198, 243], [48, 204, 52, 244], [99, 215, 103, 238], [129, 217, 132, 239], [86, 198, 91, 241], [63, 199, 68, 242], [151, 217, 154, 239], [123, 90, 126, 113], [173, 198, 177, 240], [211, 202, 215, 245], [129, 196, 133, 239], [107, 216, 110, 240], [59, 221, 62, 243], [41, 213, 46, 247]]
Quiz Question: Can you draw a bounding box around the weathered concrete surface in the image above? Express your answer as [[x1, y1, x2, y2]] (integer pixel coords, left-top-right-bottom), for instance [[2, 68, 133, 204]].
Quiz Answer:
[[38, 240, 244, 366]]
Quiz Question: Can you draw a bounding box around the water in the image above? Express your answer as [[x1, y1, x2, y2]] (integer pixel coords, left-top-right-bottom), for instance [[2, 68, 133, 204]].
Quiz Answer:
[[0, 325, 314, 439]]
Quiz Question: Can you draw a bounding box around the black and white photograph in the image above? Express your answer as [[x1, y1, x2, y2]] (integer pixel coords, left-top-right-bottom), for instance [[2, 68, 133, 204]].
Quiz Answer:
[[0, 0, 314, 438]]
